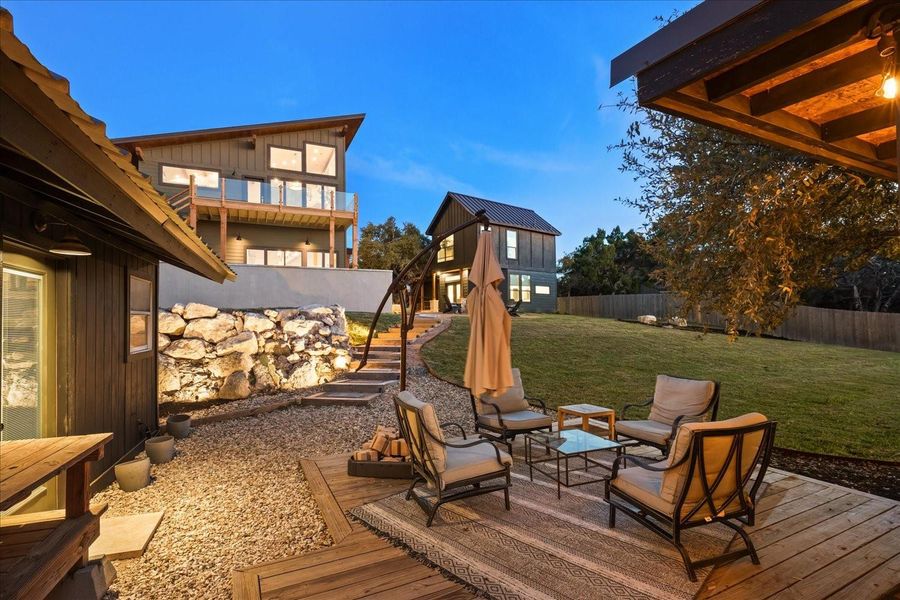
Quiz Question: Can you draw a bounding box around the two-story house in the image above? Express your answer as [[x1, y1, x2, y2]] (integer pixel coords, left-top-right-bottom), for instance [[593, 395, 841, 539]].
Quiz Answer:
[[424, 192, 561, 312], [114, 114, 364, 270]]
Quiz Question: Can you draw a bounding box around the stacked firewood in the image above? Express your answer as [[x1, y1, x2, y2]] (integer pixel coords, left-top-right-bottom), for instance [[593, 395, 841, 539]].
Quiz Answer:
[[352, 425, 409, 462]]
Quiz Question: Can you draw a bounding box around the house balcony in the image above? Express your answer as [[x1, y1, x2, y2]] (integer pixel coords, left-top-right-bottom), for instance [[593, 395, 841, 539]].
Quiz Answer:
[[169, 175, 359, 268]]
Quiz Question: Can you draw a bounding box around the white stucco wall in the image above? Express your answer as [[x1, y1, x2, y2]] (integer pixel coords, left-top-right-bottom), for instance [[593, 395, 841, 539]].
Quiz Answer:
[[159, 263, 393, 312]]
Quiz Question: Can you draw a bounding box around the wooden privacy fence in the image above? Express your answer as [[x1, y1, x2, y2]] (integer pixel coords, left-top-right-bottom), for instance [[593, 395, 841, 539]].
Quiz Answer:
[[557, 294, 899, 353]]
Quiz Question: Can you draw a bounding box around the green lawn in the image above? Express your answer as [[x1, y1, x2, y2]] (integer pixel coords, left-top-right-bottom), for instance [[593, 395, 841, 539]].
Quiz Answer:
[[421, 314, 900, 461], [346, 312, 402, 346]]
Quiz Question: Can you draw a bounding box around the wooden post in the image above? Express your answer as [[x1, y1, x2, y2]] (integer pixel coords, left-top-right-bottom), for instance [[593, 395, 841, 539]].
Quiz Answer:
[[329, 190, 336, 268], [279, 182, 284, 209], [352, 193, 359, 269], [65, 459, 92, 566], [219, 207, 228, 262], [220, 176, 226, 204], [188, 175, 197, 230]]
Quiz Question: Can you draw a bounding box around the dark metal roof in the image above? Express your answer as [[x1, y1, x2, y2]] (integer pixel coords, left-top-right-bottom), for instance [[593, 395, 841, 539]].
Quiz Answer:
[[426, 192, 561, 236]]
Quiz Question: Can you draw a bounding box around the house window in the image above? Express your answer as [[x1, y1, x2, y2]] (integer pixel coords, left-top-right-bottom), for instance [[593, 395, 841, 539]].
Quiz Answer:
[[307, 251, 331, 268], [285, 251, 303, 267], [129, 275, 153, 354], [306, 183, 336, 209], [246, 249, 265, 265], [535, 285, 551, 295], [305, 143, 336, 176], [160, 165, 218, 188], [269, 146, 303, 173], [508, 273, 531, 303], [437, 234, 454, 263], [266, 250, 285, 266], [506, 230, 518, 259], [271, 178, 304, 207]]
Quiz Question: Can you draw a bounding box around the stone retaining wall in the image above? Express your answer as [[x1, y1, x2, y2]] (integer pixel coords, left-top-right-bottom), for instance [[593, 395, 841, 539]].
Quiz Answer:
[[158, 302, 351, 404]]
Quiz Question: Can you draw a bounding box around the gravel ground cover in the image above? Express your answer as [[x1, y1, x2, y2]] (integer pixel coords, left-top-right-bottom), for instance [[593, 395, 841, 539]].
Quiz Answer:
[[97, 373, 475, 599]]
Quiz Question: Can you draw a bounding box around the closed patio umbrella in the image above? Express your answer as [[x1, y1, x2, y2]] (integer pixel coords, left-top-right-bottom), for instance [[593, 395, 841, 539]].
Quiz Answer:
[[464, 230, 513, 399]]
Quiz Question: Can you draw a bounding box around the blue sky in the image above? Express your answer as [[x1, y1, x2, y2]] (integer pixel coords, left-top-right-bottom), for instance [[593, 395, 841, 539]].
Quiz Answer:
[[5, 0, 696, 255]]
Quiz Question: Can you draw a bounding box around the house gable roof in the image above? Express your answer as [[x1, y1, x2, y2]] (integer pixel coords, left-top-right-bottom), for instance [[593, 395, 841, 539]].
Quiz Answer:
[[0, 9, 234, 282], [113, 114, 366, 151], [426, 192, 561, 236]]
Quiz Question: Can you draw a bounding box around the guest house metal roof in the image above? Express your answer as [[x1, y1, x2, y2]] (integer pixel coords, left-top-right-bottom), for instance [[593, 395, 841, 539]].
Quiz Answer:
[[427, 192, 561, 236]]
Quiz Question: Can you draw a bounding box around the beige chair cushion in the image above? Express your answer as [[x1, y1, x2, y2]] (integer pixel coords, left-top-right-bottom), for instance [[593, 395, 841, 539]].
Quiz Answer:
[[611, 460, 673, 516], [475, 368, 528, 415], [649, 375, 716, 425], [397, 391, 447, 473], [661, 412, 769, 506], [440, 442, 512, 489], [478, 410, 552, 431], [615, 420, 672, 446]]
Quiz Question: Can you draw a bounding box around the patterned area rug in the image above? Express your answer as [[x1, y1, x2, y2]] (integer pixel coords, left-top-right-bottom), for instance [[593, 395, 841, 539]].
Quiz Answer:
[[350, 462, 748, 600]]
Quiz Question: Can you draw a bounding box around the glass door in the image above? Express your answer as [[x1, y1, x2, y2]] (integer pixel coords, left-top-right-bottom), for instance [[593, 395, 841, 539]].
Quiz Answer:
[[2, 267, 44, 441]]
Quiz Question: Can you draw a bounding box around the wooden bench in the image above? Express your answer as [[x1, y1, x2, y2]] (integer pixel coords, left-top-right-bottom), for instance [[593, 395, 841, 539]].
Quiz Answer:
[[0, 433, 112, 600]]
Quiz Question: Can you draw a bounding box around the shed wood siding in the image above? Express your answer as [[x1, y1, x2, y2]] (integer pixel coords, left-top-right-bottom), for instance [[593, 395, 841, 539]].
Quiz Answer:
[[501, 269, 558, 313], [197, 221, 347, 266], [137, 127, 347, 198]]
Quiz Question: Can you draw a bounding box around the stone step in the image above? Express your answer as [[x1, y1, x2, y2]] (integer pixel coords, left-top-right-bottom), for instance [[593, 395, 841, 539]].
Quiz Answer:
[[353, 350, 400, 359], [322, 379, 396, 393], [354, 344, 401, 352], [303, 391, 378, 406], [353, 358, 401, 369], [343, 369, 400, 380]]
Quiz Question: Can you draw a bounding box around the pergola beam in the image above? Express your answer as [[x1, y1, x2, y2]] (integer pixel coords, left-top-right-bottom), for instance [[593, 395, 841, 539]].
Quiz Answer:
[[705, 5, 874, 102], [821, 104, 895, 141], [748, 48, 882, 116]]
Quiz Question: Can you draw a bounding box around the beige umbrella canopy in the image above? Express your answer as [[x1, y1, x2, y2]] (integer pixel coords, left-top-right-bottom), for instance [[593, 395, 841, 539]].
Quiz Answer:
[[464, 230, 513, 399]]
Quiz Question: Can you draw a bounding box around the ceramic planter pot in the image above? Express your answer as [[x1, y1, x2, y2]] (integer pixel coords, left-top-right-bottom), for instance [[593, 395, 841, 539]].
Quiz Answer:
[[115, 457, 151, 492], [145, 435, 175, 464], [166, 414, 191, 439]]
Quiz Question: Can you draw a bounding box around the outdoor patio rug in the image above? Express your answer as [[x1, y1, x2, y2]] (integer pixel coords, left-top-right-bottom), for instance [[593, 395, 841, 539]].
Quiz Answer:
[[350, 462, 762, 600]]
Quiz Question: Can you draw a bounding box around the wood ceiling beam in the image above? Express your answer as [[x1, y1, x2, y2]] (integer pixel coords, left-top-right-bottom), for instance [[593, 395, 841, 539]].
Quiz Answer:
[[705, 4, 877, 102], [821, 104, 895, 141], [875, 140, 897, 160], [748, 48, 882, 116]]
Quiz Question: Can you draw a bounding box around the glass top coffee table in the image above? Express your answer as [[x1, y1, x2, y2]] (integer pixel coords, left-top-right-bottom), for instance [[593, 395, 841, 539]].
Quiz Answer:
[[525, 429, 624, 499]]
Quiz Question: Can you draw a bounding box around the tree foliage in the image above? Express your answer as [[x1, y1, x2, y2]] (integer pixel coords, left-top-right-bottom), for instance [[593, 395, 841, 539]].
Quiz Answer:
[[558, 227, 657, 296], [357, 216, 428, 272], [803, 257, 900, 313], [612, 94, 899, 334]]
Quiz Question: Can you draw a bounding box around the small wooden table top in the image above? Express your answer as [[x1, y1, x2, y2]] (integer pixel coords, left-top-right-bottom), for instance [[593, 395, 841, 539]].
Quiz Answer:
[[0, 433, 112, 511], [557, 404, 616, 438]]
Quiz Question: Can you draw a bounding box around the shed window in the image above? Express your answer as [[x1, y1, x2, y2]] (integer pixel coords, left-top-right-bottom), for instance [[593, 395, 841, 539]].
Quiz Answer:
[[306, 143, 336, 176], [269, 146, 303, 173], [437, 234, 454, 263], [129, 275, 153, 354], [246, 249, 265, 265], [506, 230, 518, 259], [508, 273, 531, 303], [161, 165, 218, 188], [307, 251, 331, 268]]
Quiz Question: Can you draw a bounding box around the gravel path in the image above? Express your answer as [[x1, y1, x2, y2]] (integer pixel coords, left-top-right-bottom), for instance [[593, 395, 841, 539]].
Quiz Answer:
[[97, 373, 476, 599]]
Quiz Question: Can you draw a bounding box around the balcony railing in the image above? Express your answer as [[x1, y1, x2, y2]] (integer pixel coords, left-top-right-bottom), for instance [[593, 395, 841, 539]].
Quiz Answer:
[[176, 176, 356, 212]]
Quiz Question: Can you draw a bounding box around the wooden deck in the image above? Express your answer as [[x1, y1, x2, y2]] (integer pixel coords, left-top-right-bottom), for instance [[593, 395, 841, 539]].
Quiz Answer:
[[233, 447, 899, 600]]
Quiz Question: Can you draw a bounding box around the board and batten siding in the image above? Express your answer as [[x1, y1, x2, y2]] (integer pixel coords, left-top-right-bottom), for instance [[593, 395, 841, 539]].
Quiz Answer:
[[136, 127, 347, 199], [196, 221, 348, 266]]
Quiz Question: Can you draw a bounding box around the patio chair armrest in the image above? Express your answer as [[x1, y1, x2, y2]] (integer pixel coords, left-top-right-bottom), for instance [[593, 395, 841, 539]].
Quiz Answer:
[[441, 422, 467, 439], [621, 397, 653, 419], [481, 400, 508, 429], [441, 436, 508, 468], [612, 453, 685, 479], [525, 395, 548, 414]]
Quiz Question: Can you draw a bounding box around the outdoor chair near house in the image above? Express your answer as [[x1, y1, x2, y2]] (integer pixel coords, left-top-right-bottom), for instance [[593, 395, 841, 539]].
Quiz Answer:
[[395, 391, 512, 527], [605, 413, 776, 581], [442, 294, 461, 314], [616, 375, 720, 455], [506, 299, 522, 316], [470, 368, 553, 452]]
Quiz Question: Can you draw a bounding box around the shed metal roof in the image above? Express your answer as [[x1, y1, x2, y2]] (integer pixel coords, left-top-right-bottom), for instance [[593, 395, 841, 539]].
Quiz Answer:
[[426, 192, 561, 236]]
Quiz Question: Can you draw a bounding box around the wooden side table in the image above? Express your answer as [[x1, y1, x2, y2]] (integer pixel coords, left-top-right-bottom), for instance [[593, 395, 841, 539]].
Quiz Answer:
[[557, 404, 616, 439]]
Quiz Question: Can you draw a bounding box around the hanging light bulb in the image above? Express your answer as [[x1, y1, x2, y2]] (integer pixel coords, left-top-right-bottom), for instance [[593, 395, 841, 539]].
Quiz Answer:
[[881, 72, 898, 99], [876, 29, 897, 98]]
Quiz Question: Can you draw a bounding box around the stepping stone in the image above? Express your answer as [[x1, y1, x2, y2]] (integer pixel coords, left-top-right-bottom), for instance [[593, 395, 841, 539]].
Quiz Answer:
[[344, 369, 400, 380], [323, 379, 396, 393], [89, 511, 164, 561], [303, 392, 378, 406]]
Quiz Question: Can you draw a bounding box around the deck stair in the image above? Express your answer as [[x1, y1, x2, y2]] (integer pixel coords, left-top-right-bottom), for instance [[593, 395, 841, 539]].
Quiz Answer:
[[300, 317, 440, 407]]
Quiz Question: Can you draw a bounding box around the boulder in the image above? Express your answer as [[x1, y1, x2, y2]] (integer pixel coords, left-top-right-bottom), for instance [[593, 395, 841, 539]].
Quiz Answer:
[[284, 361, 318, 390], [182, 302, 218, 320], [158, 333, 171, 351], [276, 308, 300, 322], [170, 303, 185, 316], [300, 305, 332, 319], [158, 312, 186, 336], [637, 315, 658, 325], [158, 356, 181, 393], [283, 319, 317, 338], [263, 309, 279, 320], [318, 327, 332, 337], [669, 316, 688, 327], [208, 352, 254, 378], [243, 313, 275, 333], [163, 338, 207, 361], [218, 371, 251, 400], [215, 331, 258, 356], [251, 362, 278, 391], [183, 314, 237, 343]]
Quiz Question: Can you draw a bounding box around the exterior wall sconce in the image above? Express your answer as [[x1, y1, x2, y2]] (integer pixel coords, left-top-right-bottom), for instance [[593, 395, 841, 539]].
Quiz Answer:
[[33, 212, 92, 256]]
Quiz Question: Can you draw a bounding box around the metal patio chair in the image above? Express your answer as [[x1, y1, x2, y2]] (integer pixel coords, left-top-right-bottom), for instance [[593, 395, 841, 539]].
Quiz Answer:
[[469, 368, 553, 453]]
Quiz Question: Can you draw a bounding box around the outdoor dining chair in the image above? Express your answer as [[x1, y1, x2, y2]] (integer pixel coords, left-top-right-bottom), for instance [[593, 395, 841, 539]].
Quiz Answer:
[[469, 368, 554, 452], [605, 413, 776, 581], [395, 391, 512, 527], [616, 374, 720, 455]]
